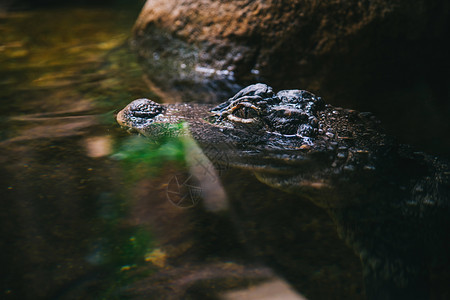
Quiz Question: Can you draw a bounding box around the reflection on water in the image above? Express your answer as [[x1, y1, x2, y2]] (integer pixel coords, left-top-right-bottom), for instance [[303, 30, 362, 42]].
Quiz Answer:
[[84, 135, 112, 158]]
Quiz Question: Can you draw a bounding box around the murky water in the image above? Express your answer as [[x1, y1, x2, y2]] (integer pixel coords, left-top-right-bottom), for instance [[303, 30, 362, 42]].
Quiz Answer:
[[1, 5, 448, 300], [0, 7, 161, 299]]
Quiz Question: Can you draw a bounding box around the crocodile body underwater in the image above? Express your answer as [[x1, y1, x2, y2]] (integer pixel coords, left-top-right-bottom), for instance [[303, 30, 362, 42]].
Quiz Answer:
[[117, 83, 450, 300]]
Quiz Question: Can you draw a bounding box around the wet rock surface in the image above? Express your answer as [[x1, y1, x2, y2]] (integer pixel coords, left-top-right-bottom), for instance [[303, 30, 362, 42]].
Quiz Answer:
[[133, 0, 449, 97]]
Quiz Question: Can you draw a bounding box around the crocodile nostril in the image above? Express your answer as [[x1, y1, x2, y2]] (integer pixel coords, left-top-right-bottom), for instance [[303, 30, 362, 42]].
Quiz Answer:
[[133, 110, 161, 118], [129, 98, 164, 118]]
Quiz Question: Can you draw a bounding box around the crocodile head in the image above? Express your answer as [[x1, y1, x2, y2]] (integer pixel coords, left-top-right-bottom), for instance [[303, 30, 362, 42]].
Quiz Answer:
[[117, 83, 332, 153], [117, 83, 387, 201]]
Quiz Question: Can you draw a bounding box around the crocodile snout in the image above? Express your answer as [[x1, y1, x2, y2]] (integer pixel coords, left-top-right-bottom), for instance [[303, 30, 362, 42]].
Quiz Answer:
[[116, 98, 165, 129]]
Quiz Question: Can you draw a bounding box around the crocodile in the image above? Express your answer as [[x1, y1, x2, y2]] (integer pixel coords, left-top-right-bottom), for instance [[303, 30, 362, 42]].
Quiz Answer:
[[117, 83, 450, 300]]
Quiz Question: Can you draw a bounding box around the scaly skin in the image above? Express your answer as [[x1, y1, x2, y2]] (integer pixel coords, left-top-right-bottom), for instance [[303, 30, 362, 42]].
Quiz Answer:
[[117, 84, 450, 300]]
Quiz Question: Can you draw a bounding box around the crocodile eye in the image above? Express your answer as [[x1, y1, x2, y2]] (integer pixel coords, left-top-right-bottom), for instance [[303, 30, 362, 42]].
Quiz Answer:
[[224, 102, 261, 124], [230, 102, 260, 119], [233, 106, 259, 119]]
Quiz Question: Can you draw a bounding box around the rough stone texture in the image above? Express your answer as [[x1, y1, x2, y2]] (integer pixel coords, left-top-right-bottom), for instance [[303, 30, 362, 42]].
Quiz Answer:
[[132, 0, 450, 155]]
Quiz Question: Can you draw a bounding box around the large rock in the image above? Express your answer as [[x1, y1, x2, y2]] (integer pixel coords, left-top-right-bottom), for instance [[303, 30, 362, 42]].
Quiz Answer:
[[132, 0, 450, 155]]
